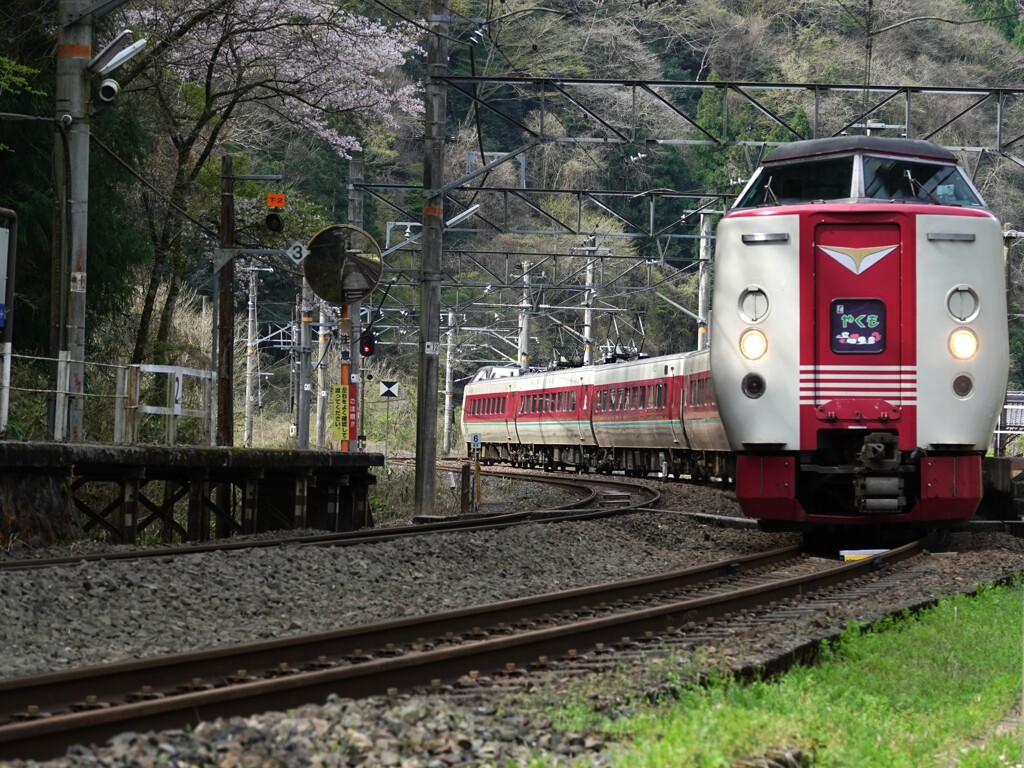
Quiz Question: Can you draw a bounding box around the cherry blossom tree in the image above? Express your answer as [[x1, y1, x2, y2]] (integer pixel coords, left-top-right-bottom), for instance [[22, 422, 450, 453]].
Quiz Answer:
[[105, 0, 423, 363]]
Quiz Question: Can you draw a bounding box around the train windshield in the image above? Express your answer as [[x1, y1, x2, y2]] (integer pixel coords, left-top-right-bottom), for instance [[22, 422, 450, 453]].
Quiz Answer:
[[862, 156, 984, 206], [734, 157, 854, 208], [734, 151, 986, 210]]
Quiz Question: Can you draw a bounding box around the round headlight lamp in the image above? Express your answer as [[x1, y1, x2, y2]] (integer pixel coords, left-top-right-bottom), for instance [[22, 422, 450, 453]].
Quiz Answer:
[[948, 328, 978, 361], [740, 328, 768, 361]]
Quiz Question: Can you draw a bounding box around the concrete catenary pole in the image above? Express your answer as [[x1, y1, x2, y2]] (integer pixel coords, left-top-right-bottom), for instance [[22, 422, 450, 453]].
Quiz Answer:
[[583, 258, 595, 365], [0, 209, 17, 434], [442, 309, 455, 454], [315, 304, 328, 448], [296, 282, 313, 448], [414, 0, 449, 516], [518, 262, 531, 372], [216, 156, 235, 446], [244, 264, 258, 447], [56, 0, 92, 441], [698, 212, 713, 351], [348, 158, 364, 451]]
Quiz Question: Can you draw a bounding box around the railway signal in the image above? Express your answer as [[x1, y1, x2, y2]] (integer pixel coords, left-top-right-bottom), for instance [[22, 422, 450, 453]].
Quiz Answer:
[[359, 330, 376, 356], [265, 193, 285, 233]]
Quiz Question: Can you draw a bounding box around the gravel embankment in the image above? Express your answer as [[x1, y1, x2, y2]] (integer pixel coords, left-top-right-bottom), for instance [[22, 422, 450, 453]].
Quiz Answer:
[[2, 480, 1021, 767]]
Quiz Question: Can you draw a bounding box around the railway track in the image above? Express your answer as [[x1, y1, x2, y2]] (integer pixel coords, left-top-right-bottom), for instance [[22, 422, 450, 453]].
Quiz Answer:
[[0, 470, 658, 572], [0, 539, 924, 760]]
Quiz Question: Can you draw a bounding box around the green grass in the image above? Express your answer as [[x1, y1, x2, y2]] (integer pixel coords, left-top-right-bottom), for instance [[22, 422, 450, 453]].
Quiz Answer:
[[542, 582, 1023, 767]]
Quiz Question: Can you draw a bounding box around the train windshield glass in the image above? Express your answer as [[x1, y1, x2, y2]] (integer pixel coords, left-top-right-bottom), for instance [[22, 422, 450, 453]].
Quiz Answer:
[[862, 157, 984, 206], [734, 158, 854, 208]]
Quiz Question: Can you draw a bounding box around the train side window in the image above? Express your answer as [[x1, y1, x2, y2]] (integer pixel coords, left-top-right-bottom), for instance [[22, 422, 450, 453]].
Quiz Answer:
[[571, 391, 577, 410], [698, 379, 705, 406], [656, 383, 664, 408]]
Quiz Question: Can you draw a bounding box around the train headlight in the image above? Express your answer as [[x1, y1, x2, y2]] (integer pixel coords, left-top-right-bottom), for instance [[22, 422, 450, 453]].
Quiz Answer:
[[740, 328, 768, 360], [948, 328, 978, 361]]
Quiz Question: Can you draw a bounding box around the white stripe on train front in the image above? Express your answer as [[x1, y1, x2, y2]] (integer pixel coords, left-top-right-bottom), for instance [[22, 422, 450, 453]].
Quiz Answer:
[[798, 365, 917, 405]]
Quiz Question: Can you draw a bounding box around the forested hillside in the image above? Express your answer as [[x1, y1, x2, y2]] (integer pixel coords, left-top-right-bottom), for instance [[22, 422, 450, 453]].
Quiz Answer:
[[3, 0, 1024, 441]]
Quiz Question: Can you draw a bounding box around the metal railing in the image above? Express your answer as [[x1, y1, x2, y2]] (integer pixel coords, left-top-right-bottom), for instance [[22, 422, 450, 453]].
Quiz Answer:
[[0, 351, 215, 446]]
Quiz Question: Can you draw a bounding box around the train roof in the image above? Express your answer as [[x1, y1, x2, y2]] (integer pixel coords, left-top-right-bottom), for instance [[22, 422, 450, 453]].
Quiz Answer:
[[763, 136, 958, 165]]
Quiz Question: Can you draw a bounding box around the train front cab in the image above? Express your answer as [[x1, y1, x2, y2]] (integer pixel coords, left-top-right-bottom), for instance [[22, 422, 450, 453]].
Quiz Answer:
[[712, 136, 1008, 529]]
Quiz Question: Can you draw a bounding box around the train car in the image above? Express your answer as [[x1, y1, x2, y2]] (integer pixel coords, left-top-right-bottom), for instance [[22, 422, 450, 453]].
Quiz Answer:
[[461, 366, 521, 463], [462, 349, 734, 478], [711, 135, 1009, 529], [510, 367, 595, 468], [589, 354, 687, 475]]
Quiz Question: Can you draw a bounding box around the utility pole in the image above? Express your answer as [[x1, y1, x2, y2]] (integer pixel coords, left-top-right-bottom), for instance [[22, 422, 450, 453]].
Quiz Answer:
[[56, 0, 91, 441], [415, 0, 449, 516]]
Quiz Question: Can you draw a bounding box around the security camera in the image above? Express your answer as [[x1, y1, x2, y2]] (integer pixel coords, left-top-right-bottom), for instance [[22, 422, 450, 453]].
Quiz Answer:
[[98, 79, 120, 102]]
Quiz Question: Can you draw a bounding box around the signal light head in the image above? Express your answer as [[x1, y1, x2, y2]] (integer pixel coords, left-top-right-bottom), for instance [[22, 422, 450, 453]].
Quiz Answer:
[[265, 212, 283, 232], [359, 331, 376, 356]]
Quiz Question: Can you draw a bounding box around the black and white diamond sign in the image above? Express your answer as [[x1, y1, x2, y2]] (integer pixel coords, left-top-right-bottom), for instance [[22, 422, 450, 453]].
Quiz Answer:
[[379, 381, 399, 398]]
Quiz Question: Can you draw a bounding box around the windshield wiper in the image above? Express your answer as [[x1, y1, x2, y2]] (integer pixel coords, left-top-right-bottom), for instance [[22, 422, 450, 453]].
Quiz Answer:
[[903, 169, 940, 204]]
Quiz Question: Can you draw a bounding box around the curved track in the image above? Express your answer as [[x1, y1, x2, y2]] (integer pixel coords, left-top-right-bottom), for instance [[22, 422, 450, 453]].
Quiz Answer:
[[0, 470, 659, 572]]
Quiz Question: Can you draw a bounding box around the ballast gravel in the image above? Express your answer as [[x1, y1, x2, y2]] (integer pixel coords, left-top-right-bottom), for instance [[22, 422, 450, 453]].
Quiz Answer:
[[1, 482, 1022, 767]]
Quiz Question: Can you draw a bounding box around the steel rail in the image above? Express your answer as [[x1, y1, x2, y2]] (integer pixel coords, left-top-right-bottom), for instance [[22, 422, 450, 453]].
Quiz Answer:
[[0, 541, 923, 760], [0, 472, 657, 572]]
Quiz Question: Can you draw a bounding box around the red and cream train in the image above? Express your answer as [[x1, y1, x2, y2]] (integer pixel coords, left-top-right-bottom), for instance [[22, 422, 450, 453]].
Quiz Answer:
[[461, 136, 1010, 530]]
